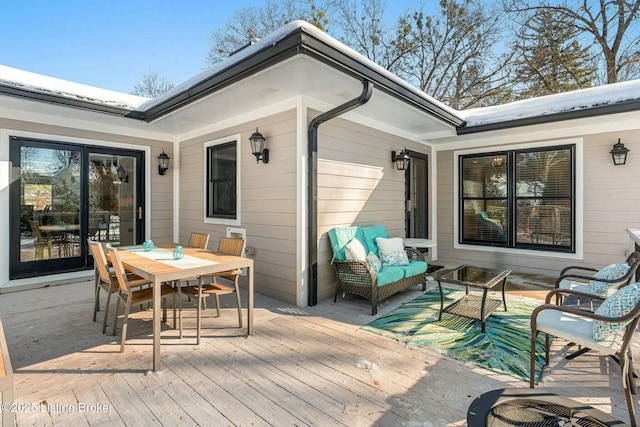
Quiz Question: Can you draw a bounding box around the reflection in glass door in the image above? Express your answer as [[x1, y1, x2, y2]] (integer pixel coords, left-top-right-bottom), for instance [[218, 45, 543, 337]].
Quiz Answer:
[[10, 137, 144, 279], [405, 152, 429, 239], [88, 153, 138, 247], [17, 144, 82, 263]]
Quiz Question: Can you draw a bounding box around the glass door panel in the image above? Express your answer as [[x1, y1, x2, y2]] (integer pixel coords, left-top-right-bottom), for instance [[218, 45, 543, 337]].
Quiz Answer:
[[20, 145, 82, 262], [88, 153, 138, 247], [10, 137, 145, 279], [406, 153, 429, 238]]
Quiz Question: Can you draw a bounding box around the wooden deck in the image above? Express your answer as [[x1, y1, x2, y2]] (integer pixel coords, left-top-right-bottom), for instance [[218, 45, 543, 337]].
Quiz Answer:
[[0, 279, 637, 426]]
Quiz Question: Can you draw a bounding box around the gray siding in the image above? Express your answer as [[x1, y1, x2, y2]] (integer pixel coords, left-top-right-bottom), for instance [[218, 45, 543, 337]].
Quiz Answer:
[[436, 129, 640, 277], [178, 110, 299, 304], [316, 114, 432, 302]]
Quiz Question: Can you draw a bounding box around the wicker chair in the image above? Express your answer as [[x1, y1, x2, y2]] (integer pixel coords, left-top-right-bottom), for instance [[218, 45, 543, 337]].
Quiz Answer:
[[328, 226, 428, 315]]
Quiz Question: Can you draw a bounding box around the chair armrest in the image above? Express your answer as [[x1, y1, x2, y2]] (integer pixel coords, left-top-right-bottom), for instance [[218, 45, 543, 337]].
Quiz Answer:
[[554, 272, 626, 288], [533, 300, 639, 324], [333, 260, 376, 286], [560, 265, 599, 275], [545, 288, 607, 304], [405, 248, 425, 262]]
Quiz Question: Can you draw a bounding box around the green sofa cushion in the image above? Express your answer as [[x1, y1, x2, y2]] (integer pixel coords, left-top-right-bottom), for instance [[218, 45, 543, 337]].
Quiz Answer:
[[360, 225, 388, 257], [376, 266, 405, 286], [402, 260, 428, 278], [327, 227, 358, 262]]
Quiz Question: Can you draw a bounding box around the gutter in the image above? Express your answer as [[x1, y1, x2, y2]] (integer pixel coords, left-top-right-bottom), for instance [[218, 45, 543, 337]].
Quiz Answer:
[[458, 98, 640, 135], [0, 83, 136, 117], [307, 79, 373, 306], [135, 25, 463, 128]]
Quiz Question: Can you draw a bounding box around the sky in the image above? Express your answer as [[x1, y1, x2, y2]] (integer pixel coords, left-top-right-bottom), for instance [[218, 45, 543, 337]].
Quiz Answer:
[[1, 0, 414, 95]]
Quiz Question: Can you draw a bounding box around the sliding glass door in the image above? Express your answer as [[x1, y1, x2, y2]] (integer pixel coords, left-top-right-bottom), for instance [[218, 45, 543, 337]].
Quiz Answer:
[[9, 137, 145, 279]]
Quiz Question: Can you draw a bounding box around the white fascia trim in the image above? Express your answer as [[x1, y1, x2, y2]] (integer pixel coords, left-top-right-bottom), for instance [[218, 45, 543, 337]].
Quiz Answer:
[[0, 128, 153, 288], [203, 134, 242, 227], [297, 95, 307, 307], [452, 137, 584, 260], [0, 104, 173, 142], [430, 149, 438, 261], [435, 110, 639, 151], [173, 134, 180, 243]]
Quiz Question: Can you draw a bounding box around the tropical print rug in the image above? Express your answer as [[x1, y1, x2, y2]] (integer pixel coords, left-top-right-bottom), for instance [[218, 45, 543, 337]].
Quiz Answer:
[[363, 289, 549, 384]]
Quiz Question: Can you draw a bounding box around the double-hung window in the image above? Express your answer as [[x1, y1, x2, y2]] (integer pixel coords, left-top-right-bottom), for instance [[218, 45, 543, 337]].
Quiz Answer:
[[206, 140, 238, 222], [459, 144, 575, 253]]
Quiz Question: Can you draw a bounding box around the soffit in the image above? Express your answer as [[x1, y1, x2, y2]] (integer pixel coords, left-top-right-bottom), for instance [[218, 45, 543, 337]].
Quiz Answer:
[[149, 55, 456, 140]]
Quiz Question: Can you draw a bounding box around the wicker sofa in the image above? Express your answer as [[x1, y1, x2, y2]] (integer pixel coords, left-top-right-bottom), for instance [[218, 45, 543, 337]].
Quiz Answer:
[[328, 225, 428, 315]]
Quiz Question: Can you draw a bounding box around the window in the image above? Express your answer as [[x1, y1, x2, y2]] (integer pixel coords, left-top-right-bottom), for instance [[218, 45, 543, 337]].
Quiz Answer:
[[206, 140, 237, 220], [459, 144, 575, 253]]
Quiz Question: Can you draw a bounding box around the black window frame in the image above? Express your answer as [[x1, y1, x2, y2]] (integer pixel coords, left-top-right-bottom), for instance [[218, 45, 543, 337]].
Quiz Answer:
[[206, 141, 237, 220], [458, 144, 576, 253]]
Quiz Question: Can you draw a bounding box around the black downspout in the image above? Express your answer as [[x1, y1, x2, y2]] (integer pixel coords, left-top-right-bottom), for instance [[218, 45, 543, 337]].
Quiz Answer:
[[307, 80, 374, 306]]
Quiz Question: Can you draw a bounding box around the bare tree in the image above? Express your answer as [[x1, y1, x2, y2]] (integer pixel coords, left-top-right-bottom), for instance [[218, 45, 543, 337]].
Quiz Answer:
[[393, 0, 514, 109], [206, 0, 335, 66], [504, 0, 640, 84], [131, 72, 175, 98]]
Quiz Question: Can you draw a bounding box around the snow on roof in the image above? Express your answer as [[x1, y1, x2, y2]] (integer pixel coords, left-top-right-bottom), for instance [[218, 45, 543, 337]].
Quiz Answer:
[[460, 79, 640, 127], [0, 65, 150, 110], [138, 20, 462, 121]]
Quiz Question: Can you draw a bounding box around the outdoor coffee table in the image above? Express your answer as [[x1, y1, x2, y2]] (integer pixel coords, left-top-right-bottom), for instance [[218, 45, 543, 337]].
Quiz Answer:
[[435, 265, 511, 332]]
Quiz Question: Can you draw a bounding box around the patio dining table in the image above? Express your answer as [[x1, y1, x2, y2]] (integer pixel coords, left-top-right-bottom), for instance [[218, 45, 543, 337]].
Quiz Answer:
[[116, 243, 254, 371]]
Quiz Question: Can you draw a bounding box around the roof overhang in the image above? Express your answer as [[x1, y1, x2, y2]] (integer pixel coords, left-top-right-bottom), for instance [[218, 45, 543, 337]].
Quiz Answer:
[[131, 23, 464, 140]]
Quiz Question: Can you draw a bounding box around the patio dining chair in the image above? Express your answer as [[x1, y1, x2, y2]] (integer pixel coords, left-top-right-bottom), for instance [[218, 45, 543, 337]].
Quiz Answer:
[[179, 232, 211, 305], [106, 246, 181, 352], [181, 237, 246, 344], [88, 240, 151, 333], [530, 284, 640, 426], [29, 220, 50, 260], [188, 232, 210, 250]]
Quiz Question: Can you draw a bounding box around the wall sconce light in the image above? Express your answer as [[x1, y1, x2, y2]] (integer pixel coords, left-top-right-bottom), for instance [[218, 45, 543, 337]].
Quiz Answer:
[[116, 164, 128, 183], [391, 149, 410, 170], [158, 150, 170, 175], [249, 128, 269, 164], [610, 139, 629, 165]]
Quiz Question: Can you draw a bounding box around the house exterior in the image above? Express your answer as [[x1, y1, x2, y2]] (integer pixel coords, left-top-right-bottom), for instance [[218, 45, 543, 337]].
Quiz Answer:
[[1, 21, 639, 309]]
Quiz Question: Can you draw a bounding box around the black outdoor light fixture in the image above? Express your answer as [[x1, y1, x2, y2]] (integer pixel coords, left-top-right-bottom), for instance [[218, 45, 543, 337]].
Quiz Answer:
[[249, 127, 269, 164], [391, 149, 410, 170], [158, 150, 170, 175], [610, 139, 630, 165], [116, 164, 128, 183]]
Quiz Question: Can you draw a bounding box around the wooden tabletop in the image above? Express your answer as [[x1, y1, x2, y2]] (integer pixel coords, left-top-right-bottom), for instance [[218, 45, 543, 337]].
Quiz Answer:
[[116, 243, 254, 371]]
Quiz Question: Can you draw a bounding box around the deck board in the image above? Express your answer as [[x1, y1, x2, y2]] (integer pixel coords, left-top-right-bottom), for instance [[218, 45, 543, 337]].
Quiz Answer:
[[0, 280, 637, 426]]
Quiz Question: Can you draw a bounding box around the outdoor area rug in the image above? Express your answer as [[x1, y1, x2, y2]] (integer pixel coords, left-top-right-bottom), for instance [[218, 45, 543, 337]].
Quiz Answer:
[[363, 289, 549, 384]]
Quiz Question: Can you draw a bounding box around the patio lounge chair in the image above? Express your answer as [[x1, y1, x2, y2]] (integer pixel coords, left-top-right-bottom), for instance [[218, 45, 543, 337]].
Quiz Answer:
[[530, 284, 640, 426], [555, 252, 640, 307]]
